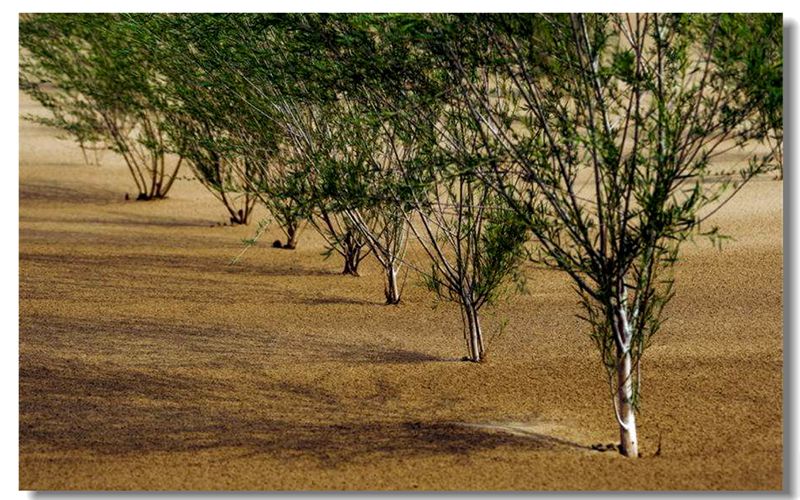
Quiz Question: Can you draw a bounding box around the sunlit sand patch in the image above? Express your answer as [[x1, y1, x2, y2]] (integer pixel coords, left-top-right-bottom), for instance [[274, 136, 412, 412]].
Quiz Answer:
[[456, 421, 601, 453]]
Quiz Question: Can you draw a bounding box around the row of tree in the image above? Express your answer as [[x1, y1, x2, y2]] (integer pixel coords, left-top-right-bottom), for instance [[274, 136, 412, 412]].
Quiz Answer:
[[19, 13, 783, 458]]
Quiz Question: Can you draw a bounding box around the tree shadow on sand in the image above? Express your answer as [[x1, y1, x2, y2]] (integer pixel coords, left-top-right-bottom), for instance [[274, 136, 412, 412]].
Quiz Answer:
[[20, 315, 451, 365], [20, 356, 589, 466], [20, 181, 119, 205]]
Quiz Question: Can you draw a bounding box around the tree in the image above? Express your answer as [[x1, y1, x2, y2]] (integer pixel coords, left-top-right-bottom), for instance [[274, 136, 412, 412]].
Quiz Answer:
[[283, 16, 422, 301], [400, 95, 528, 363], [163, 112, 259, 225], [314, 102, 411, 302], [19, 14, 181, 200], [130, 13, 260, 224], [233, 126, 308, 247], [438, 13, 776, 455]]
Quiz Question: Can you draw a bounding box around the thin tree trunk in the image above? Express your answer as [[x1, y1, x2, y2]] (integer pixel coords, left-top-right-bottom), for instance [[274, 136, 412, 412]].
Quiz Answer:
[[616, 346, 639, 457], [611, 294, 640, 458], [79, 143, 89, 166], [341, 231, 361, 276], [284, 225, 299, 249], [159, 156, 183, 197], [229, 208, 246, 225], [148, 150, 159, 199], [342, 250, 360, 276], [384, 264, 400, 304], [241, 195, 256, 225], [463, 301, 484, 362]]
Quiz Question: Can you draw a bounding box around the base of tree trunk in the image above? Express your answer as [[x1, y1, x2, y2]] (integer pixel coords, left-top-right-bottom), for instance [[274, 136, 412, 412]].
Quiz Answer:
[[283, 229, 299, 250], [135, 193, 167, 201], [272, 239, 297, 250], [342, 257, 360, 276], [384, 268, 401, 305], [228, 216, 249, 225], [229, 209, 250, 225], [463, 303, 485, 362], [616, 348, 639, 458]]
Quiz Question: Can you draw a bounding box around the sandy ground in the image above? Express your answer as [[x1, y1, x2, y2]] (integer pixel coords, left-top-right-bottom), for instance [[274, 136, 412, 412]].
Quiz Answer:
[[18, 93, 783, 490]]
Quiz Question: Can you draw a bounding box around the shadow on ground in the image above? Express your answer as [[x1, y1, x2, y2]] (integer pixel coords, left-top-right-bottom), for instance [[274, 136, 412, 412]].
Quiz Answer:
[[19, 355, 585, 465], [20, 315, 452, 365], [19, 181, 119, 205]]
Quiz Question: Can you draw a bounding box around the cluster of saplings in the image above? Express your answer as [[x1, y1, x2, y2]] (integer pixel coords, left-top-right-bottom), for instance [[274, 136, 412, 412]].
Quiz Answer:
[[20, 13, 783, 458]]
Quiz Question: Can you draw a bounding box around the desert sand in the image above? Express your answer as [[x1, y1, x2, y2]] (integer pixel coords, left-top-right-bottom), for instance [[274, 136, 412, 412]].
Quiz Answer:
[[18, 93, 783, 490]]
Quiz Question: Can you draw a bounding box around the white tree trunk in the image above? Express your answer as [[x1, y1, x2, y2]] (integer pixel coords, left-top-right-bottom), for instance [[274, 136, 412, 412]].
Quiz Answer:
[[464, 302, 484, 362], [384, 265, 401, 304], [611, 293, 640, 458], [616, 345, 639, 457]]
